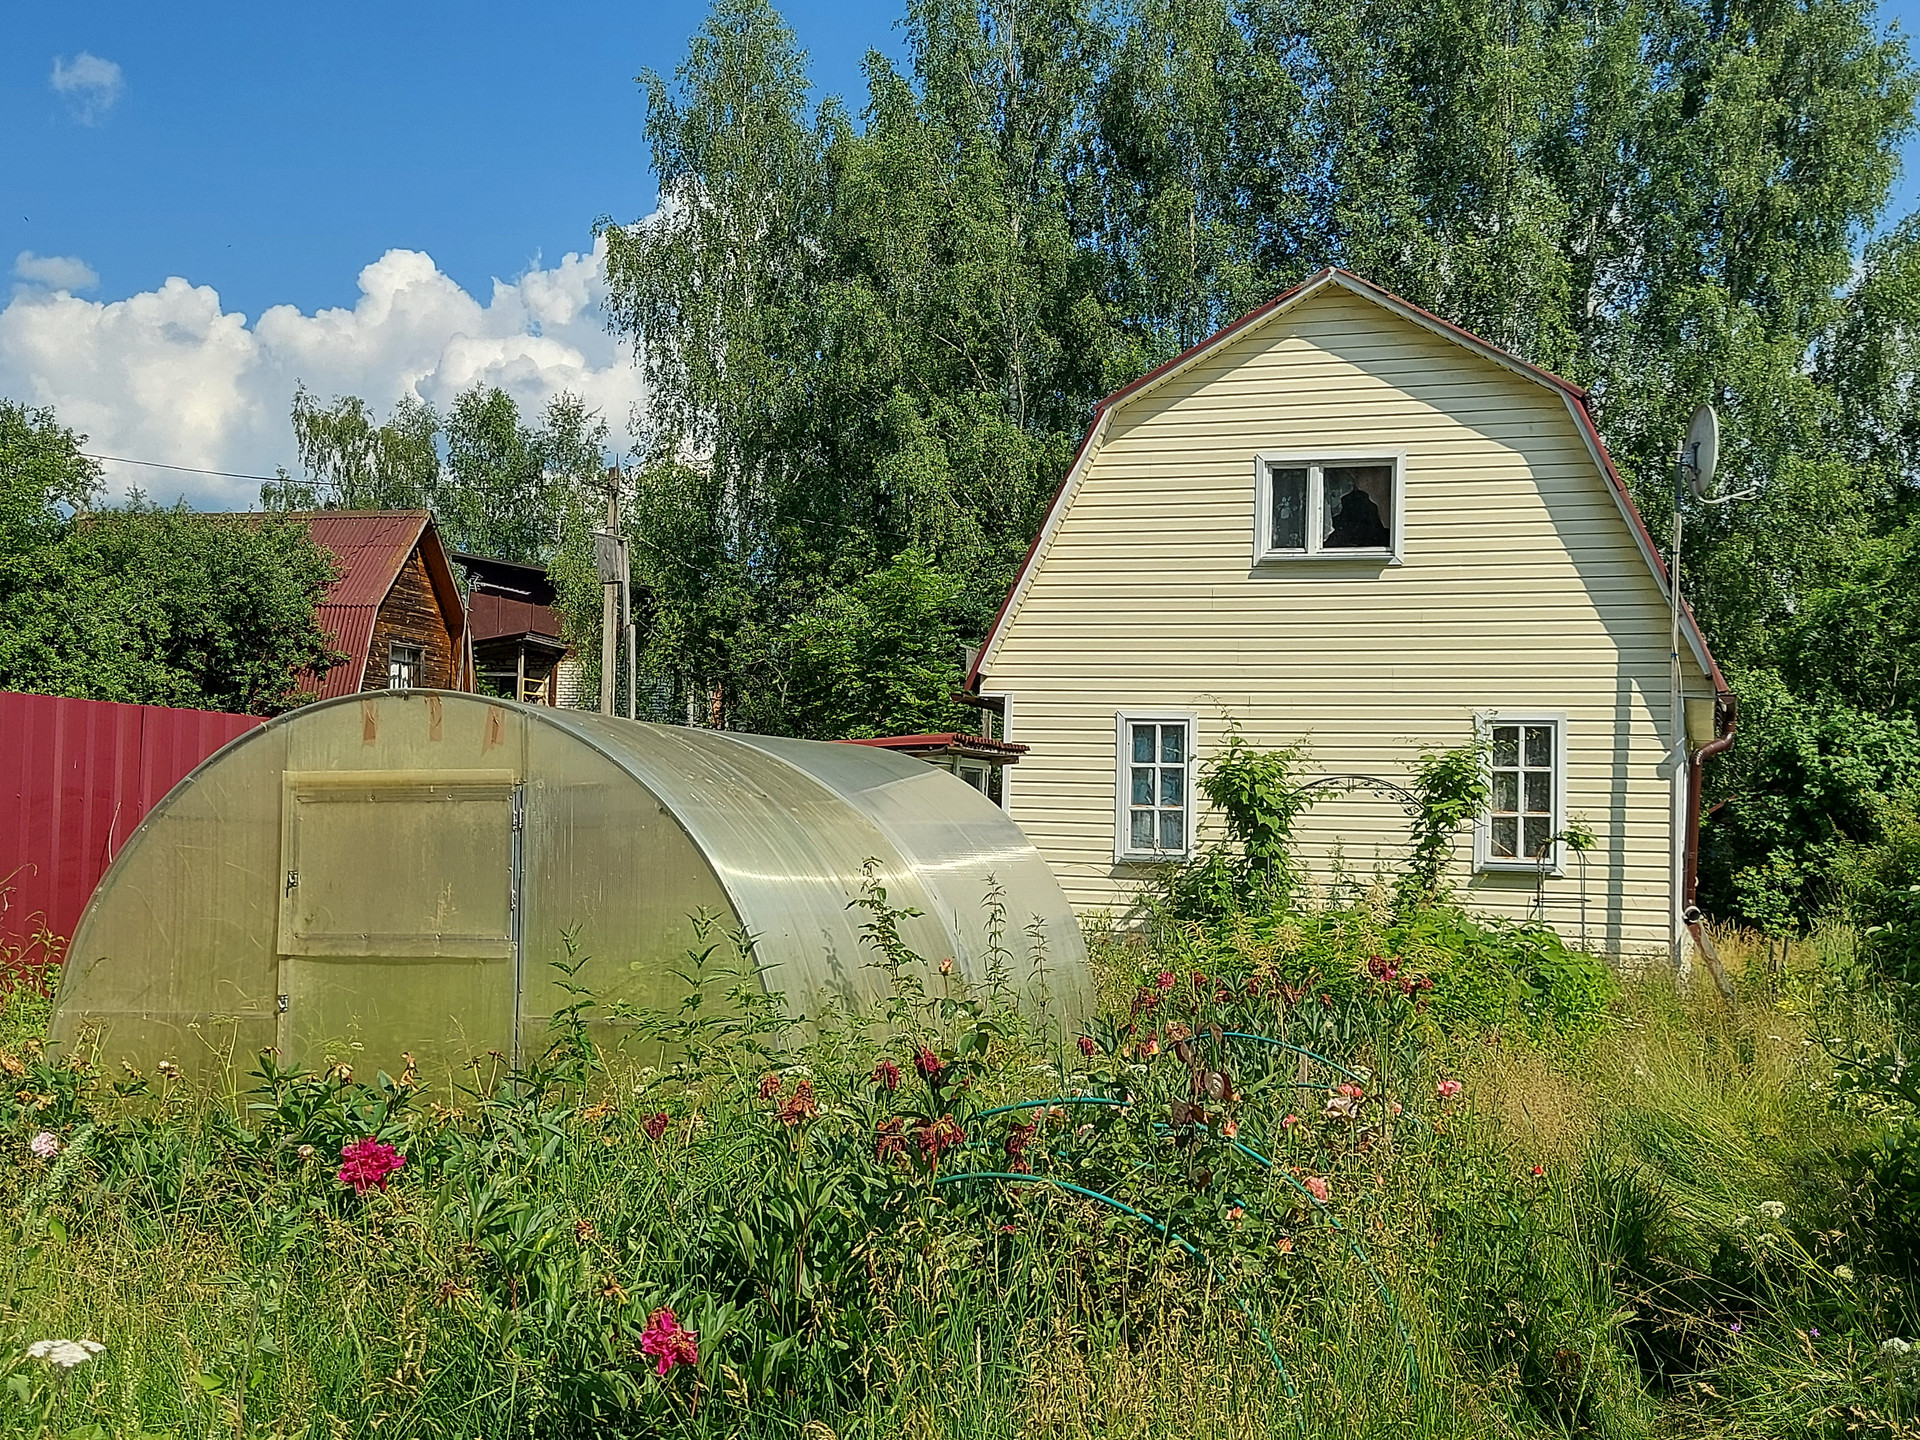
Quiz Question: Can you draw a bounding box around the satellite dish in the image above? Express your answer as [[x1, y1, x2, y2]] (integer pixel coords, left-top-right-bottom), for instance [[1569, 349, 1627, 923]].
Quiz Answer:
[[1684, 404, 1720, 499]]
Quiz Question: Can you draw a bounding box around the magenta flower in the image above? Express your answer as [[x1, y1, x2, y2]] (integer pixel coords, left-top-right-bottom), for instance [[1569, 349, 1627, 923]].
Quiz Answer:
[[639, 1307, 699, 1376], [336, 1137, 405, 1195]]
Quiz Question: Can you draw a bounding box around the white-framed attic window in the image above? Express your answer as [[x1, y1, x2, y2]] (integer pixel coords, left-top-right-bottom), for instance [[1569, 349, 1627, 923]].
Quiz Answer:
[[1473, 711, 1568, 875], [1253, 451, 1405, 563], [1114, 713, 1197, 862]]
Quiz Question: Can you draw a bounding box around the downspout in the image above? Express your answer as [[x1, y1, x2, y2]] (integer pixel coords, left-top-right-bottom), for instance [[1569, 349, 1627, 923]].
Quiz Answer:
[[1683, 691, 1739, 1002]]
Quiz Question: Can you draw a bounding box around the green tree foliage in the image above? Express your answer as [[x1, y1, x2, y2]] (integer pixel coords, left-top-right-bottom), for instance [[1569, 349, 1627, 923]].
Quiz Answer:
[[0, 401, 341, 715], [603, 0, 1920, 761]]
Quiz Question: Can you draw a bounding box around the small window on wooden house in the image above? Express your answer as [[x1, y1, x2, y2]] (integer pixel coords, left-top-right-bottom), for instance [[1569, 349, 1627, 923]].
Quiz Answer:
[[1475, 713, 1566, 872], [388, 643, 423, 691], [1114, 714, 1195, 861], [1256, 456, 1401, 561]]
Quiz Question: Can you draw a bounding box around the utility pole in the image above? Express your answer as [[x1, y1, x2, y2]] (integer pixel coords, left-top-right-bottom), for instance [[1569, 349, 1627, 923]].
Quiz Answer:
[[598, 485, 620, 717]]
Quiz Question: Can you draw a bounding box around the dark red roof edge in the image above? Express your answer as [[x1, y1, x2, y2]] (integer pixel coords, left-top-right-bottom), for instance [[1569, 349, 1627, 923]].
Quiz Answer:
[[965, 268, 1725, 696], [836, 732, 1030, 755]]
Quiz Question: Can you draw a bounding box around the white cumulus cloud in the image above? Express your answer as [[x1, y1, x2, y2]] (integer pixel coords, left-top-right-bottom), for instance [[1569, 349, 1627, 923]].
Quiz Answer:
[[0, 242, 646, 509], [50, 53, 124, 125], [13, 252, 99, 292]]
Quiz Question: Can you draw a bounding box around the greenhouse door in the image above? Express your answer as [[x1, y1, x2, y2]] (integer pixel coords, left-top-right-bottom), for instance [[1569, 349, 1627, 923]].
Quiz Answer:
[[277, 774, 522, 1082]]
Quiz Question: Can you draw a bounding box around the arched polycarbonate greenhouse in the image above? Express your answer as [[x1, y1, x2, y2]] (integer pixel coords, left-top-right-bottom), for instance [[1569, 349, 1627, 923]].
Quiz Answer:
[[50, 692, 1090, 1084]]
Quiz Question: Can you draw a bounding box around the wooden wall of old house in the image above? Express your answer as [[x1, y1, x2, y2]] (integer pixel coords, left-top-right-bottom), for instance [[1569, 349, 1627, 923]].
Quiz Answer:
[[361, 549, 458, 692]]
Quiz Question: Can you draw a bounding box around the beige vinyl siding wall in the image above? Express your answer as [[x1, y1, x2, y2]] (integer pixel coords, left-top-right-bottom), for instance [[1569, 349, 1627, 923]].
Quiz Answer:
[[985, 285, 1711, 956]]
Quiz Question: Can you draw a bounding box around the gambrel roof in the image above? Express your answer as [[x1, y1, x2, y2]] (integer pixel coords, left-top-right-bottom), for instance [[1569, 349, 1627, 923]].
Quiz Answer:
[[967, 268, 1725, 694]]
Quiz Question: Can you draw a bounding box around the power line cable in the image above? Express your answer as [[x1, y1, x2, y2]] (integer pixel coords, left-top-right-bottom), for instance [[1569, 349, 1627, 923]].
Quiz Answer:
[[82, 452, 287, 483]]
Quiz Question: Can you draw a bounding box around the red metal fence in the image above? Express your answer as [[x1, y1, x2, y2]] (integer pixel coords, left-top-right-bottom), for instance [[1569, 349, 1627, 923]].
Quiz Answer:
[[0, 691, 262, 965]]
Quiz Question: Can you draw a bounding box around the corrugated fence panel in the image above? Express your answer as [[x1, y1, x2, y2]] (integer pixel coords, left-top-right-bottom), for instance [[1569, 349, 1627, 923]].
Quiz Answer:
[[0, 691, 262, 962]]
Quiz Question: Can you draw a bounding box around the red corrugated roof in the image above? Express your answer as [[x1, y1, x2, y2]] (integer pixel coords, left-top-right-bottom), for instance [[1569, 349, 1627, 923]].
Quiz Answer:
[[303, 512, 433, 699]]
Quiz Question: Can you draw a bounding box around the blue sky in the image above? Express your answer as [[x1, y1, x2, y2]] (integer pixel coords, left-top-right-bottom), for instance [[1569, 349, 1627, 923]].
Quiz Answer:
[[2, 0, 1918, 506], [5, 0, 906, 316]]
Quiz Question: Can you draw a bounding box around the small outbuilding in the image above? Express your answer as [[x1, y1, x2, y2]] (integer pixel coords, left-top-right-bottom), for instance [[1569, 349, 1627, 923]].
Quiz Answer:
[[50, 692, 1089, 1085]]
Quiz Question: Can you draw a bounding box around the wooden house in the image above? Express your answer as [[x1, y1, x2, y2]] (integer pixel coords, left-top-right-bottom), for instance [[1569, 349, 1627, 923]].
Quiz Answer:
[[963, 269, 1733, 958], [452, 551, 575, 705], [835, 732, 1028, 806], [302, 512, 468, 698]]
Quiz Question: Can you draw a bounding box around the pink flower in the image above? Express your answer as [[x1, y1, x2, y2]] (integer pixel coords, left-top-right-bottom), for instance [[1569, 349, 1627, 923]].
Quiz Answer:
[[643, 1112, 669, 1142], [1303, 1176, 1330, 1205], [1156, 971, 1176, 991], [28, 1132, 59, 1160], [872, 1058, 902, 1092], [639, 1307, 699, 1376], [1335, 1082, 1365, 1100], [1077, 1035, 1097, 1058], [1531, 1164, 1546, 1178], [1281, 1113, 1299, 1128], [337, 1137, 404, 1195], [1221, 1117, 1239, 1139], [1437, 1078, 1463, 1101]]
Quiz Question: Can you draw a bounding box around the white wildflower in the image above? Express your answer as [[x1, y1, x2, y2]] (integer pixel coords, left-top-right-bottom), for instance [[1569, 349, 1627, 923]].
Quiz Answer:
[[26, 1339, 104, 1369], [1834, 1265, 1856, 1282], [1758, 1200, 1786, 1222], [28, 1132, 59, 1160], [1883, 1338, 1913, 1360]]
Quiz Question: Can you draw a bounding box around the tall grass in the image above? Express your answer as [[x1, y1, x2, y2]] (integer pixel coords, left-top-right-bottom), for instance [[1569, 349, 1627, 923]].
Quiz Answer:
[[0, 908, 1913, 1439]]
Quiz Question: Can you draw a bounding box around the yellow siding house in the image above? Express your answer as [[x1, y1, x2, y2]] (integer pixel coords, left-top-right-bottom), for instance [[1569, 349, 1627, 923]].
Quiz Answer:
[[965, 269, 1733, 959]]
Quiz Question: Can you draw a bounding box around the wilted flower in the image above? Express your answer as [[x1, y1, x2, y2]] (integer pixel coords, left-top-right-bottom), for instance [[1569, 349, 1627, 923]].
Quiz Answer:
[[296, 1144, 315, 1161], [1834, 1265, 1856, 1282], [872, 1058, 901, 1092], [1222, 1117, 1239, 1140], [1303, 1176, 1331, 1205], [28, 1131, 59, 1160], [938, 956, 954, 977], [1324, 1095, 1359, 1120], [758, 1073, 782, 1100], [776, 1080, 819, 1126], [1156, 970, 1175, 991], [1077, 1035, 1096, 1058], [1226, 1204, 1245, 1222], [337, 1137, 405, 1195], [26, 1339, 103, 1369], [1436, 1078, 1463, 1101], [1144, 1037, 1161, 1057], [1004, 1120, 1037, 1172], [644, 1112, 670, 1142], [156, 1059, 181, 1081], [1389, 1100, 1403, 1116], [915, 1114, 966, 1161], [914, 1046, 945, 1081], [639, 1307, 699, 1376], [1758, 1200, 1786, 1222], [875, 1117, 908, 1164], [1282, 1113, 1299, 1129]]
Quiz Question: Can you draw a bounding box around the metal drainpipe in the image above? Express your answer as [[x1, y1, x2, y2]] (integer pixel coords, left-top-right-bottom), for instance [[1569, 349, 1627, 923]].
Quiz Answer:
[[1683, 692, 1740, 1004]]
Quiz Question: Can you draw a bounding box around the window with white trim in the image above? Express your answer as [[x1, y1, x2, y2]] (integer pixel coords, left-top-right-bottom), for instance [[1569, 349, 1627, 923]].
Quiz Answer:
[[1476, 714, 1566, 871], [1254, 454, 1402, 560], [388, 642, 423, 691], [1115, 714, 1195, 860]]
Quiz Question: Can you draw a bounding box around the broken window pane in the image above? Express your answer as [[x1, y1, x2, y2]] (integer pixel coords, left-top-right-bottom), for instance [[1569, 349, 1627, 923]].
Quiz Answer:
[[1322, 464, 1394, 550], [1271, 466, 1308, 550]]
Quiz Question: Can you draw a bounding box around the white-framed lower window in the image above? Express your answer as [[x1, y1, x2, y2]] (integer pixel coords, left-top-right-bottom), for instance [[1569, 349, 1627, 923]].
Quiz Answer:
[[1474, 711, 1567, 873], [1114, 713, 1196, 862], [388, 642, 423, 691], [1253, 451, 1405, 563]]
